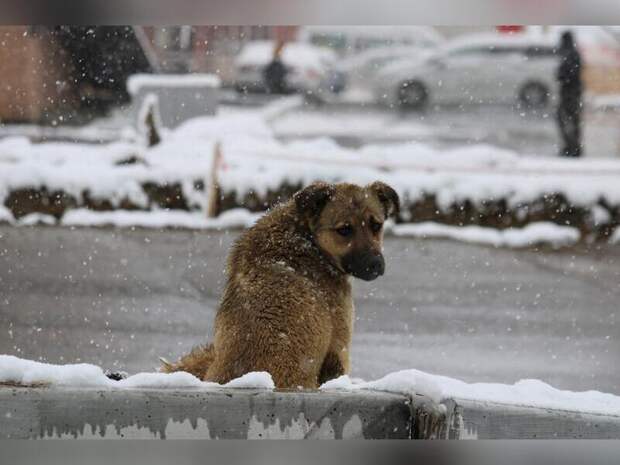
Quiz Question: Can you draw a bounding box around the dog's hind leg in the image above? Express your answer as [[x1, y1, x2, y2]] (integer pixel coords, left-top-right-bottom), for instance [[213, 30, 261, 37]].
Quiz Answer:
[[160, 344, 215, 380]]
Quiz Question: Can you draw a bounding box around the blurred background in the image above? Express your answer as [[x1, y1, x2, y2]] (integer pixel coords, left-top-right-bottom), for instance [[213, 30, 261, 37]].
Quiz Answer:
[[2, 26, 620, 154], [0, 26, 619, 395]]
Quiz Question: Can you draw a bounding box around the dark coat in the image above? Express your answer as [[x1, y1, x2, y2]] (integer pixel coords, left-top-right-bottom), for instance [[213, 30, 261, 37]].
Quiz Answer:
[[556, 34, 582, 103], [263, 58, 288, 94]]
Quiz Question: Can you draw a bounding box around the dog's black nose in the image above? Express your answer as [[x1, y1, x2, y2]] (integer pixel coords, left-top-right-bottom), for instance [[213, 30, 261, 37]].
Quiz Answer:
[[343, 252, 385, 281], [367, 256, 385, 277]]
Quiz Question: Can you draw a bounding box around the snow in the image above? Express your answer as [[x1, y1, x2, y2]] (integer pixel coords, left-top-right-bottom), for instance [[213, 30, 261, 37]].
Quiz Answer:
[[5, 354, 618, 416], [127, 73, 221, 96], [0, 355, 274, 390], [17, 213, 56, 226], [0, 205, 14, 224], [0, 355, 112, 388], [391, 222, 580, 249], [114, 371, 214, 389], [14, 210, 580, 249], [590, 204, 612, 226], [320, 370, 620, 417], [61, 208, 261, 230], [611, 228, 620, 244], [223, 372, 275, 389]]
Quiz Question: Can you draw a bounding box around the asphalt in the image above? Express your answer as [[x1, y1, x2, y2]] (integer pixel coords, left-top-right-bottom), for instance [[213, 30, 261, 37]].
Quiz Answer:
[[0, 225, 618, 394], [274, 103, 620, 159]]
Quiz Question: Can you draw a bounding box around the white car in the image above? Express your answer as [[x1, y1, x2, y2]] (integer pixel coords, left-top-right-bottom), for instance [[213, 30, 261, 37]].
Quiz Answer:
[[338, 45, 436, 84], [233, 40, 343, 95], [372, 33, 560, 110], [298, 26, 444, 56]]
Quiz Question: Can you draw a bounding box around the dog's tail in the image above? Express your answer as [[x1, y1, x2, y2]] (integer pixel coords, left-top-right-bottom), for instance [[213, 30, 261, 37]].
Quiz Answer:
[[159, 343, 215, 381]]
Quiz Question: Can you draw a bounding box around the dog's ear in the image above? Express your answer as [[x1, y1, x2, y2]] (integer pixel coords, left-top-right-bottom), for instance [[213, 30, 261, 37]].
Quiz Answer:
[[294, 182, 335, 222], [368, 181, 400, 219]]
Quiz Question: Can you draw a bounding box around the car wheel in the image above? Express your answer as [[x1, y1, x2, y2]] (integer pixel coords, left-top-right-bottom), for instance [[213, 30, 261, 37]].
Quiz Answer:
[[397, 80, 428, 111], [519, 82, 549, 108]]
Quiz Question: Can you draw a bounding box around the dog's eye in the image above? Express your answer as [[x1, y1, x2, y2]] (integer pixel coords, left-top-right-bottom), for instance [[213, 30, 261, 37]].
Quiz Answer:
[[370, 219, 383, 233], [336, 225, 353, 237]]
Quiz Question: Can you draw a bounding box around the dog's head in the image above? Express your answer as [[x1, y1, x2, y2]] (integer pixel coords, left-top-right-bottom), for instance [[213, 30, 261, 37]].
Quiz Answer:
[[294, 181, 399, 281]]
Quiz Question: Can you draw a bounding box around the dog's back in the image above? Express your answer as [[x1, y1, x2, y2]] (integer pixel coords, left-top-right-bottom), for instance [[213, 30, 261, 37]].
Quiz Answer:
[[162, 181, 399, 388]]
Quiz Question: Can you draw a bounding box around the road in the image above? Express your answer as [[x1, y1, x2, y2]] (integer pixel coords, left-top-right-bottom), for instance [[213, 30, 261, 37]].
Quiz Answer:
[[3, 92, 619, 160], [273, 103, 620, 159], [1, 225, 618, 394]]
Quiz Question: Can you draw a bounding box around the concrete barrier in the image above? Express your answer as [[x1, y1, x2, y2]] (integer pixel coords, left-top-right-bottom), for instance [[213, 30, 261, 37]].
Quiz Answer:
[[444, 398, 620, 439], [1, 386, 619, 439], [127, 74, 221, 129], [0, 387, 412, 439]]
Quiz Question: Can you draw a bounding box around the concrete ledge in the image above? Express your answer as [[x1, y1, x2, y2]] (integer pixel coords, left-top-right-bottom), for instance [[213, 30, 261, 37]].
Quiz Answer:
[[0, 387, 412, 439], [2, 387, 620, 439], [445, 398, 620, 439]]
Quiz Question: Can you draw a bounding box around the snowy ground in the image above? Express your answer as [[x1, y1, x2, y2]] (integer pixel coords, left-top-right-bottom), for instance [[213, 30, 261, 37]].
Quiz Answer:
[[0, 226, 617, 396]]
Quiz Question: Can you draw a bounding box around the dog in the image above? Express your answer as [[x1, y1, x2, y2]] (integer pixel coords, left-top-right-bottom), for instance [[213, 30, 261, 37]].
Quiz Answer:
[[162, 181, 399, 389]]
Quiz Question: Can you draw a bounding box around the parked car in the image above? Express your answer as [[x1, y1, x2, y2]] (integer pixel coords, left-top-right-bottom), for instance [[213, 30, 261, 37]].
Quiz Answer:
[[371, 33, 560, 110], [337, 45, 436, 85], [233, 40, 345, 96], [298, 26, 444, 56]]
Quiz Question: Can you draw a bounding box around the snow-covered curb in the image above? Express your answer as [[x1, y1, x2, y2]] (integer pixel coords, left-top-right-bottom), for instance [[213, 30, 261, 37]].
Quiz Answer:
[[2, 355, 619, 418], [391, 221, 581, 249], [3, 210, 594, 248], [320, 370, 620, 417], [0, 355, 274, 390], [60, 208, 261, 230]]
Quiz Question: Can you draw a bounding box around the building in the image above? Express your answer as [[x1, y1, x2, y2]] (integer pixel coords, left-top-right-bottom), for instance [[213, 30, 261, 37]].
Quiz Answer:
[[0, 26, 151, 124]]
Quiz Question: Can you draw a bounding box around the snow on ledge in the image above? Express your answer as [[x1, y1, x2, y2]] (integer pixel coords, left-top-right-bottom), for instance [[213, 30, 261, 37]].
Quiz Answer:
[[127, 73, 221, 95], [320, 370, 620, 417], [0, 355, 274, 390], [391, 222, 581, 249], [3, 355, 619, 417]]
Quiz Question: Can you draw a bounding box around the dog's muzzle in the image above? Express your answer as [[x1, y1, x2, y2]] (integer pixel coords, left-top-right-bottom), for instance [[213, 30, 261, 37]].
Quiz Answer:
[[342, 251, 385, 281]]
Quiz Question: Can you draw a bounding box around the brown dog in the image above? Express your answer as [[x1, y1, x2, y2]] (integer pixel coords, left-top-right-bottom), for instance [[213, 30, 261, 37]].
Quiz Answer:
[[162, 181, 399, 389]]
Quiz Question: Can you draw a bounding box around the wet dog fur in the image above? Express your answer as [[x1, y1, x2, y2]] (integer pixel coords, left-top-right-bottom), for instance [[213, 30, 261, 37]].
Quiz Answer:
[[162, 181, 399, 389]]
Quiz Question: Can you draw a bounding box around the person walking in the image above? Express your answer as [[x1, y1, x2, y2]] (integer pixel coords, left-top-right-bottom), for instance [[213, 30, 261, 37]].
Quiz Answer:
[[556, 30, 583, 157], [263, 40, 288, 95]]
